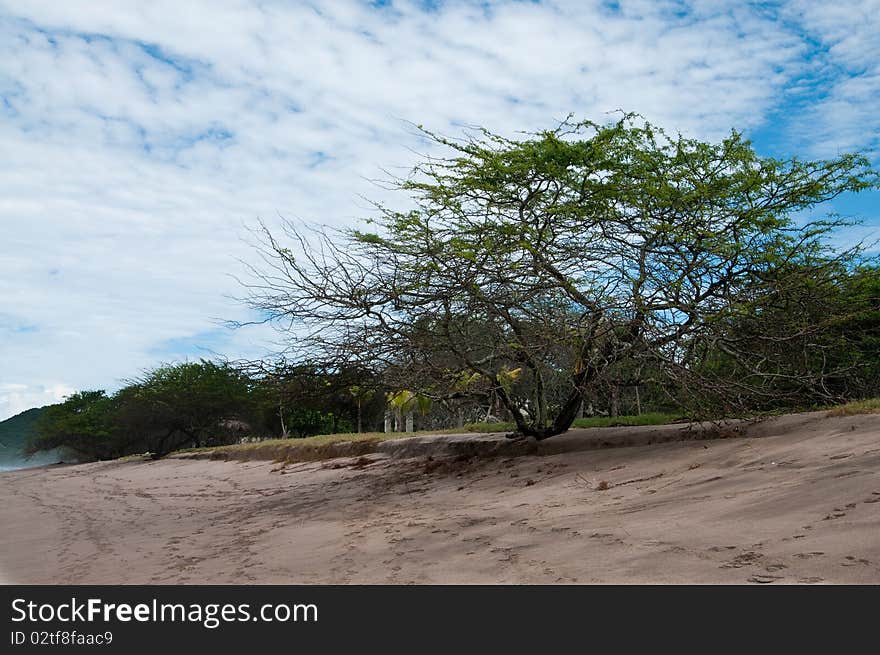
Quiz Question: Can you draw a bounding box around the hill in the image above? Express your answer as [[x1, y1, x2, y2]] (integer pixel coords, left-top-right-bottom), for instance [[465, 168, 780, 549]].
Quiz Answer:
[[0, 405, 48, 460]]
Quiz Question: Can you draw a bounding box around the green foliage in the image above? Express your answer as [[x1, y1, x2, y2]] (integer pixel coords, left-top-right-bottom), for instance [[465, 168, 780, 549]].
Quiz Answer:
[[27, 360, 258, 460], [413, 394, 432, 417], [0, 406, 47, 456], [283, 407, 340, 438], [349, 385, 375, 403], [571, 412, 681, 428], [691, 263, 880, 411], [119, 360, 256, 457], [387, 389, 416, 413], [27, 391, 129, 460], [252, 364, 382, 438], [385, 389, 433, 430]]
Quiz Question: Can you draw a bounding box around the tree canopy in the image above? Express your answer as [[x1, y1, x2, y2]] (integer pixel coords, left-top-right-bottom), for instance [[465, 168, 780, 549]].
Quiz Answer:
[[117, 360, 256, 457], [27, 360, 257, 460], [26, 390, 122, 460]]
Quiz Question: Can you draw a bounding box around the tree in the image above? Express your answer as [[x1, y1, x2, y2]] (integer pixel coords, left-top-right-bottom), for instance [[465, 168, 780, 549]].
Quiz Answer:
[[689, 261, 880, 411], [242, 115, 877, 439], [349, 385, 375, 433], [385, 389, 432, 432], [386, 390, 414, 432], [26, 390, 130, 460], [119, 360, 256, 457], [245, 361, 379, 437]]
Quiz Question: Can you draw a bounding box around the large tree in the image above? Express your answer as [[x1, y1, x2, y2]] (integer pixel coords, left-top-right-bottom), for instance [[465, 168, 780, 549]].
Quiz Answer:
[[242, 115, 877, 439], [119, 360, 256, 457], [26, 390, 131, 460]]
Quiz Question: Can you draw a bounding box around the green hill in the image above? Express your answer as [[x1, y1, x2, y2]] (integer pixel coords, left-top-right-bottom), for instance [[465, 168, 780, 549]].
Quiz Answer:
[[0, 406, 48, 456]]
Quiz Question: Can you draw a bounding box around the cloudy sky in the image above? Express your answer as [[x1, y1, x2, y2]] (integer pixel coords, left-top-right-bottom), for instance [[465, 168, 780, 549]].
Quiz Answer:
[[1, 0, 878, 420]]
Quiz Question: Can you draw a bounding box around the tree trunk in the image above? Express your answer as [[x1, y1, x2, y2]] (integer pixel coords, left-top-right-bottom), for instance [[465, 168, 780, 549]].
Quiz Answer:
[[405, 413, 414, 432], [384, 412, 392, 433], [357, 400, 363, 433], [610, 384, 620, 417], [498, 382, 581, 440], [151, 428, 176, 459], [533, 369, 547, 429], [279, 400, 289, 439]]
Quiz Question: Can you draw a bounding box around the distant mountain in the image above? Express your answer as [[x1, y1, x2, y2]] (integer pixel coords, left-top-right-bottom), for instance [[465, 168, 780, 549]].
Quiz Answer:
[[0, 405, 48, 456]]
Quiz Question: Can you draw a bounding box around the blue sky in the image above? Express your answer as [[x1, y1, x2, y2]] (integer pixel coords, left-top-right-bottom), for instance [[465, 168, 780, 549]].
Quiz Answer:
[[1, 0, 878, 420]]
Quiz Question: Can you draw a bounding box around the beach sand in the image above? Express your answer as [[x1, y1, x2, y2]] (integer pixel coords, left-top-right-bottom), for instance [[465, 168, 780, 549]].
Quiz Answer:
[[1, 411, 878, 584]]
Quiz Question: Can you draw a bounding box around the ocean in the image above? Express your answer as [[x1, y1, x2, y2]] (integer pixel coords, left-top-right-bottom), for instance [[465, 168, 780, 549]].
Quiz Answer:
[[0, 449, 67, 472]]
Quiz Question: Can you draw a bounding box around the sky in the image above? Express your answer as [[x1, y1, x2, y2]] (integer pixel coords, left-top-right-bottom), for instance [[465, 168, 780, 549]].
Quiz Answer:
[[1, 0, 878, 420]]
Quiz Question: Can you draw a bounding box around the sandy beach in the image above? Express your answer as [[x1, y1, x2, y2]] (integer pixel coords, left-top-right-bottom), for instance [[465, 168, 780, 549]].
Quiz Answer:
[[1, 411, 878, 584]]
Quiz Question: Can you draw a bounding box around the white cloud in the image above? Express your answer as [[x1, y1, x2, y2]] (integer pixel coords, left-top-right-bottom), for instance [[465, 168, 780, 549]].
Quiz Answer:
[[0, 0, 876, 420], [779, 0, 880, 156], [0, 383, 74, 420]]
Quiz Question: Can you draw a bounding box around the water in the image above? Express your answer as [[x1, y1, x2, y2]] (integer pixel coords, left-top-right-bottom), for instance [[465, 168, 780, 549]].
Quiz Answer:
[[0, 449, 67, 472]]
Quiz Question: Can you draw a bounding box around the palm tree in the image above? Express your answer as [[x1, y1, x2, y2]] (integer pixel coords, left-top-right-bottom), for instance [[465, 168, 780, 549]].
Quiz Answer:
[[386, 390, 432, 432], [349, 385, 375, 433]]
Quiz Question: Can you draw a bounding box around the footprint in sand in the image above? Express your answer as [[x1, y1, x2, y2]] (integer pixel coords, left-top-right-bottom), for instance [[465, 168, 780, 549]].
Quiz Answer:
[[721, 551, 763, 569], [841, 556, 871, 567], [748, 574, 783, 584]]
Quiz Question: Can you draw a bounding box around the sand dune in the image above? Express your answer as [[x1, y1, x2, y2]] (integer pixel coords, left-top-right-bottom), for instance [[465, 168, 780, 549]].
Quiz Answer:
[[1, 410, 878, 584]]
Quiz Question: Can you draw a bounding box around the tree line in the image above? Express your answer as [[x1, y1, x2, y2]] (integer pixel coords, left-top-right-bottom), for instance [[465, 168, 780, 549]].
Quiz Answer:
[[29, 113, 880, 460], [26, 361, 389, 460]]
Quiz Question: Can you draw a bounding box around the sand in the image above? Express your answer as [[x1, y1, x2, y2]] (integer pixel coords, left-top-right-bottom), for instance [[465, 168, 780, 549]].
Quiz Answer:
[[1, 410, 878, 584]]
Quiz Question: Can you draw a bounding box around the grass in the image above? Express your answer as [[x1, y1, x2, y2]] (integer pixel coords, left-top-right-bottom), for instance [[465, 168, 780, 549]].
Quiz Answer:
[[573, 412, 681, 428], [174, 428, 447, 455], [464, 412, 680, 433], [461, 421, 518, 433], [825, 398, 880, 417], [172, 412, 684, 460]]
